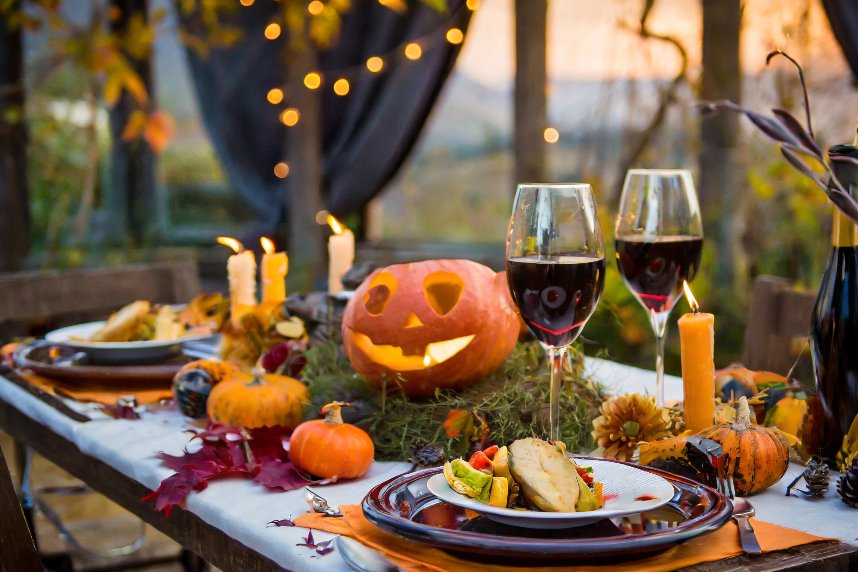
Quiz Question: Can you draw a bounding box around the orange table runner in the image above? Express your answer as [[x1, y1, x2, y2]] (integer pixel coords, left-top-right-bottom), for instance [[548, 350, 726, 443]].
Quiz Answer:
[[295, 504, 832, 572], [22, 371, 171, 405]]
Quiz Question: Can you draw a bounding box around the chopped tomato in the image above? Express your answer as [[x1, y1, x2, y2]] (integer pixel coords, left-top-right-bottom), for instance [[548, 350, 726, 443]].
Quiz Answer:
[[575, 466, 594, 485], [468, 450, 492, 470], [482, 445, 499, 459]]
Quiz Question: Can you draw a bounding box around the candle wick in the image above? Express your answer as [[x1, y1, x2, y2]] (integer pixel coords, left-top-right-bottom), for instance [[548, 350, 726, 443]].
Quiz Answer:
[[692, 307, 699, 315]]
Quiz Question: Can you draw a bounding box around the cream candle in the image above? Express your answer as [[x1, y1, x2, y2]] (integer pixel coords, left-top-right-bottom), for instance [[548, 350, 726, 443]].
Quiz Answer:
[[217, 236, 257, 324], [260, 237, 288, 304], [326, 214, 355, 295], [677, 281, 715, 432]]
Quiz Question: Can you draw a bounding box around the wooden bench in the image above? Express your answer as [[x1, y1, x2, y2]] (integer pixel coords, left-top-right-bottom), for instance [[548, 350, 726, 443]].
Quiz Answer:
[[0, 260, 201, 340], [742, 275, 817, 376]]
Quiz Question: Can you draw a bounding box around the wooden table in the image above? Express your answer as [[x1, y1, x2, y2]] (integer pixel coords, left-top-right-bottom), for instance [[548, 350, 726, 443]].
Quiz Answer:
[[1, 363, 856, 572]]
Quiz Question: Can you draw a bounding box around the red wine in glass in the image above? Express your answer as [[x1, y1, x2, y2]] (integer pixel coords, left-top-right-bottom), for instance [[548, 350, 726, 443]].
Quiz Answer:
[[507, 255, 606, 347], [615, 235, 703, 313]]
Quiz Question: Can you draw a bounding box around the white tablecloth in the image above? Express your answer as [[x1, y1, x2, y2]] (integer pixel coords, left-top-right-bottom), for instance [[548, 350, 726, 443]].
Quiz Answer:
[[0, 358, 855, 572]]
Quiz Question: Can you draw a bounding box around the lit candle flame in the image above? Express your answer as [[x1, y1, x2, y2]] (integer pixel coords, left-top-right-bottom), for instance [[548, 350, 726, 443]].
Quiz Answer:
[[327, 214, 345, 235], [683, 280, 699, 314], [423, 353, 432, 367], [217, 236, 243, 253], [260, 236, 276, 255]]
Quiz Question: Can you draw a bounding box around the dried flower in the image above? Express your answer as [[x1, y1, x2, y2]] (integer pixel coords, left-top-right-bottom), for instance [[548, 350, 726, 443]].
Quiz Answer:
[[592, 393, 672, 461]]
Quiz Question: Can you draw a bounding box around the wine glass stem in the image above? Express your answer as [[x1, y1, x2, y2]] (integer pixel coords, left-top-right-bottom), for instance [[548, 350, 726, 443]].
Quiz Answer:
[[650, 311, 669, 407], [547, 346, 567, 442]]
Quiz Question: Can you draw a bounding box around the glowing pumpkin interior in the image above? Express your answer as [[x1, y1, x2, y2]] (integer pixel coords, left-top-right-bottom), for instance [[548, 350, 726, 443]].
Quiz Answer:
[[351, 270, 476, 369]]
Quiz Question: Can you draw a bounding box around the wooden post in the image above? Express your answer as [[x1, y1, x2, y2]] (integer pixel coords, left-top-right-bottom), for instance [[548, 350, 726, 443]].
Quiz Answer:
[[284, 43, 326, 290], [109, 0, 156, 247], [514, 0, 548, 186], [700, 0, 743, 289], [0, 2, 30, 272]]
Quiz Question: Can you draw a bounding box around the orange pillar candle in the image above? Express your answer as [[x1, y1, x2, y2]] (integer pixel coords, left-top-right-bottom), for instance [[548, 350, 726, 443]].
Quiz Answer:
[[217, 236, 257, 324], [260, 237, 288, 303], [677, 281, 715, 432]]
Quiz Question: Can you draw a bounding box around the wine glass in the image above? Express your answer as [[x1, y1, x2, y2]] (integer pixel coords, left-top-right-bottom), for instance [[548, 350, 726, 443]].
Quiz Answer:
[[615, 169, 703, 406], [506, 183, 606, 442]]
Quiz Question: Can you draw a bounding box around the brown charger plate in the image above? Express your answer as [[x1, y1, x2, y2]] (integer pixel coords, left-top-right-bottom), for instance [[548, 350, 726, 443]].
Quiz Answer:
[[13, 342, 189, 384], [362, 459, 733, 564]]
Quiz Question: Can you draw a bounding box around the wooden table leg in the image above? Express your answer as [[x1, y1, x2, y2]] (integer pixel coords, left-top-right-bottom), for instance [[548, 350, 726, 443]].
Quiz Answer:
[[0, 442, 43, 571]]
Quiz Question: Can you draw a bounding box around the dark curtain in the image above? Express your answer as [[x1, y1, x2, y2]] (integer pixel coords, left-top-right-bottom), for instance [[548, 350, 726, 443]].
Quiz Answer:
[[822, 0, 858, 81], [181, 1, 470, 235]]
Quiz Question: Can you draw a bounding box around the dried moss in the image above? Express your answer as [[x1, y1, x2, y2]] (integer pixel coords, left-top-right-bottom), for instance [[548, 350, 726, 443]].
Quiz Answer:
[[302, 341, 606, 461]]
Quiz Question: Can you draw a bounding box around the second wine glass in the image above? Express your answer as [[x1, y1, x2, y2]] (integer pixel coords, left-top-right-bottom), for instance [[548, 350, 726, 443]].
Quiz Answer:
[[506, 183, 606, 442], [615, 169, 703, 406]]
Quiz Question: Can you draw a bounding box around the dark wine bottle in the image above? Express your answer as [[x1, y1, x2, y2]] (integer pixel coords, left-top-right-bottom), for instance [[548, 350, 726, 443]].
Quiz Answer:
[[810, 143, 858, 459]]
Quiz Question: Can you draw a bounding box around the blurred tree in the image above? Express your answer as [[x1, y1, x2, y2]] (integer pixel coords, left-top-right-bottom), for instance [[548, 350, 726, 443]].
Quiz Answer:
[[514, 0, 547, 185], [700, 0, 744, 292], [108, 0, 157, 246], [0, 1, 29, 272]]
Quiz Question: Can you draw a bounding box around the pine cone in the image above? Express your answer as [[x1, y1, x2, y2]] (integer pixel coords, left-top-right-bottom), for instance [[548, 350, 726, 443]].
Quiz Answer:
[[838, 460, 858, 508], [803, 458, 830, 497], [592, 393, 671, 461]]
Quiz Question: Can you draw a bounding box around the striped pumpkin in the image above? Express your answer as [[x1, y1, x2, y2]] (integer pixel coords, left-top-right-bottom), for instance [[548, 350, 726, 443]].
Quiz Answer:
[[696, 396, 791, 495], [206, 369, 308, 430]]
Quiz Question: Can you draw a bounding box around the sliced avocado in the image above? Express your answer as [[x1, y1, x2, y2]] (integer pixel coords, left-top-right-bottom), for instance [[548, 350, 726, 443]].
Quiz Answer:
[[488, 477, 509, 507], [443, 459, 493, 502]]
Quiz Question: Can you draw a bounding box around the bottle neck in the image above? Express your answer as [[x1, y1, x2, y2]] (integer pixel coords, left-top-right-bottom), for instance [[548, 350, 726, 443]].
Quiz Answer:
[[833, 208, 858, 247]]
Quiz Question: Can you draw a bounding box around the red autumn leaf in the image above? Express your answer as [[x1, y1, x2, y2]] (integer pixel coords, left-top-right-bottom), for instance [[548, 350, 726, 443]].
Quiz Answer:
[[296, 529, 316, 548], [253, 460, 311, 491], [442, 409, 471, 439], [100, 403, 140, 420], [315, 539, 335, 555], [267, 517, 296, 527], [141, 468, 206, 517], [144, 422, 295, 515]]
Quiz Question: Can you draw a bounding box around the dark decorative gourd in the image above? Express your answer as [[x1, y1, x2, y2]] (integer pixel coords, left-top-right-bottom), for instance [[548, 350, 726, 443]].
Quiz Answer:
[[172, 360, 239, 418]]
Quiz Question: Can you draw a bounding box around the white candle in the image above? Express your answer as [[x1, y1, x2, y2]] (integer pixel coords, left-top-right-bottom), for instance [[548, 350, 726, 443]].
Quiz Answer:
[[218, 237, 257, 323], [326, 215, 354, 295]]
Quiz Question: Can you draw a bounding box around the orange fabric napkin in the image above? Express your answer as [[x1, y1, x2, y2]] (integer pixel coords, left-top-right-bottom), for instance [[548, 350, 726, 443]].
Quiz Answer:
[[22, 372, 172, 405], [294, 505, 832, 572]]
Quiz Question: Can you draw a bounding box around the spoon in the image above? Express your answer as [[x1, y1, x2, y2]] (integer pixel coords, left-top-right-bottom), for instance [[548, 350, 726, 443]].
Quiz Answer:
[[305, 487, 342, 517], [732, 497, 762, 554]]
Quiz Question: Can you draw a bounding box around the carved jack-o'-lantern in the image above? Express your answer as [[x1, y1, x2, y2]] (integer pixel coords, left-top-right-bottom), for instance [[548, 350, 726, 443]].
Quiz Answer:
[[342, 259, 520, 398]]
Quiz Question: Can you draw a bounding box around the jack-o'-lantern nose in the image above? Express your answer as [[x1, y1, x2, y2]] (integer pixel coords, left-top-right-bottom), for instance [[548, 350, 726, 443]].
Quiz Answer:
[[404, 313, 424, 328]]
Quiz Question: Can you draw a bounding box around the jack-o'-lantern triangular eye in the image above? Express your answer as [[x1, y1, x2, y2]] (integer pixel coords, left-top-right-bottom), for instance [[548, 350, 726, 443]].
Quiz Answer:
[[423, 271, 464, 315], [364, 272, 397, 315]]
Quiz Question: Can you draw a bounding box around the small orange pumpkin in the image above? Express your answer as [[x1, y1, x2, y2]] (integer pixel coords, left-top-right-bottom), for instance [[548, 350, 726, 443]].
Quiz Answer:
[[289, 402, 374, 479], [206, 369, 308, 430], [696, 397, 793, 495], [342, 259, 520, 398]]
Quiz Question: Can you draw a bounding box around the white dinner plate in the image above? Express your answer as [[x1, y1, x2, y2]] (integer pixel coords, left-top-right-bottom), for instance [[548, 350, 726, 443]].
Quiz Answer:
[[427, 457, 675, 529], [45, 321, 215, 364]]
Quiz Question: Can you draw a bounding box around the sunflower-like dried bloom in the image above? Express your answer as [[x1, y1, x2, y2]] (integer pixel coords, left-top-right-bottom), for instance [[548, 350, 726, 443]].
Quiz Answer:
[[592, 393, 672, 461]]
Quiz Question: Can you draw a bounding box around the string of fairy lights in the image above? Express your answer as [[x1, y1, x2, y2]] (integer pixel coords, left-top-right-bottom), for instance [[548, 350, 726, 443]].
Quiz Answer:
[[238, 0, 482, 180]]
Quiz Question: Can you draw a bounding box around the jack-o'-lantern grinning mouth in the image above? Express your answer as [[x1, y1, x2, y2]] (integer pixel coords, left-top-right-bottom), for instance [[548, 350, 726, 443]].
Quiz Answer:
[[348, 331, 476, 371]]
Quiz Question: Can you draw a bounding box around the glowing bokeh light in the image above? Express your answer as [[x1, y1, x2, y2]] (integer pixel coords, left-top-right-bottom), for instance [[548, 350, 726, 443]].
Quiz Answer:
[[404, 42, 422, 61], [274, 162, 290, 178], [366, 56, 384, 73]]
